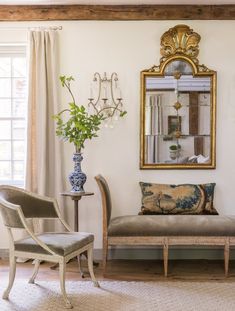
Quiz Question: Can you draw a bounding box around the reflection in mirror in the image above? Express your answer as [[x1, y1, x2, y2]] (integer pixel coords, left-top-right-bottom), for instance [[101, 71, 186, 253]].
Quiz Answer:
[[140, 24, 216, 169], [164, 60, 193, 76], [145, 71, 211, 165]]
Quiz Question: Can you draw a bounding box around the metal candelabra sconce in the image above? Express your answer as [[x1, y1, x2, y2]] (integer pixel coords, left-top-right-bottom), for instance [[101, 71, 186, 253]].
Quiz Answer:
[[88, 72, 126, 128]]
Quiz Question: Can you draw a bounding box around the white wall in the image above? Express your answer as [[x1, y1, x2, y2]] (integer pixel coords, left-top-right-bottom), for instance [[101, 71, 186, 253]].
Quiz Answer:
[[0, 21, 235, 251]]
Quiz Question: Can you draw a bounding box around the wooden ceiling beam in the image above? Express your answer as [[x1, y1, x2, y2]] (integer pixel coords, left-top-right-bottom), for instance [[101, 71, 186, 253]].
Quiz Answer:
[[0, 5, 235, 21]]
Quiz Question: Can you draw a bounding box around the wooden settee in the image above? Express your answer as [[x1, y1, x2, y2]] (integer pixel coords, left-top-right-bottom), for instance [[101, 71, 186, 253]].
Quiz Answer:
[[95, 175, 235, 277]]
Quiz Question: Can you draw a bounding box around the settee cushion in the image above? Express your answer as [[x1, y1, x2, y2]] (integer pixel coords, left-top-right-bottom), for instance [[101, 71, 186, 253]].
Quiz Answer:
[[139, 182, 217, 215], [108, 215, 235, 237]]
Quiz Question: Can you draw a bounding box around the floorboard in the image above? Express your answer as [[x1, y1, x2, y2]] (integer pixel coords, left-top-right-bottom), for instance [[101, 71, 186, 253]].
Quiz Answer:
[[1, 259, 235, 282]]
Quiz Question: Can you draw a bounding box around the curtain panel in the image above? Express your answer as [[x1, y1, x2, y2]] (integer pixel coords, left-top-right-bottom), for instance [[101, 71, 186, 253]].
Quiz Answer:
[[145, 94, 163, 163], [26, 30, 65, 232]]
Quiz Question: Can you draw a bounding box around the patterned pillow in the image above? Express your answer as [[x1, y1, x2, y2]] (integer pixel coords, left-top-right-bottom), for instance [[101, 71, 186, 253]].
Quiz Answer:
[[139, 182, 217, 215]]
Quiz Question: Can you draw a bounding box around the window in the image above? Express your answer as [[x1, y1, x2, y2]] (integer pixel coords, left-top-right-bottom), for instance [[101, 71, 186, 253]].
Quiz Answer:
[[0, 45, 27, 186]]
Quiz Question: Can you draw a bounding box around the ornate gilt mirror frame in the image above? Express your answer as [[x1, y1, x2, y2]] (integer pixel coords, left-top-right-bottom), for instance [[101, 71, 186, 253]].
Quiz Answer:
[[140, 24, 216, 169]]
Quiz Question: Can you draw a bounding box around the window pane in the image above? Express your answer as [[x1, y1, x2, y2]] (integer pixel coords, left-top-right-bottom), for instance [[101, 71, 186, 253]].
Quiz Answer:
[[13, 161, 24, 180], [13, 78, 27, 98], [13, 99, 27, 117], [0, 49, 27, 185], [0, 120, 11, 139], [13, 120, 25, 140], [0, 99, 11, 117], [0, 58, 11, 77], [12, 57, 27, 77], [0, 141, 11, 160], [0, 161, 11, 179], [0, 78, 11, 98], [13, 141, 25, 160]]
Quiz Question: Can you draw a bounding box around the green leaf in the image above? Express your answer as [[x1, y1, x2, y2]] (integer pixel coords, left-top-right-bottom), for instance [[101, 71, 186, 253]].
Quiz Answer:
[[59, 75, 66, 87], [66, 76, 74, 82], [120, 111, 127, 117]]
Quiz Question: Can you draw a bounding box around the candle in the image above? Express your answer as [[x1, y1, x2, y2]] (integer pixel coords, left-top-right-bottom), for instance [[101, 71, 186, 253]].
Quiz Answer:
[[117, 88, 122, 99], [90, 84, 94, 99], [103, 87, 107, 98]]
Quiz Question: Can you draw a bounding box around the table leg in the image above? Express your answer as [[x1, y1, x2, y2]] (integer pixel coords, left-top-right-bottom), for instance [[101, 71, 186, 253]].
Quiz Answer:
[[73, 198, 99, 271], [74, 199, 79, 232], [73, 198, 85, 277]]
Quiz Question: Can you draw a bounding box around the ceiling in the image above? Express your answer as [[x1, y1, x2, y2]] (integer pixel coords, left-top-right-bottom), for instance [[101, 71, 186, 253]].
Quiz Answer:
[[1, 0, 235, 5]]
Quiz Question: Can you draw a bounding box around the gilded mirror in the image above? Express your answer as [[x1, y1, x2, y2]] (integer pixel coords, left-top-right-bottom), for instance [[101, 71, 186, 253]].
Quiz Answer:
[[140, 24, 216, 169]]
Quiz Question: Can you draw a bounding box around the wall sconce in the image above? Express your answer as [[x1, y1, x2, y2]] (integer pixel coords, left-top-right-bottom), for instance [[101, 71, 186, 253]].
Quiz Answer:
[[88, 72, 126, 128]]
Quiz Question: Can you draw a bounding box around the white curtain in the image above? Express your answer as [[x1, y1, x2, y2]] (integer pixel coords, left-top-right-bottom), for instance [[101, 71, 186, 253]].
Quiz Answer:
[[25, 30, 65, 232], [145, 95, 163, 163]]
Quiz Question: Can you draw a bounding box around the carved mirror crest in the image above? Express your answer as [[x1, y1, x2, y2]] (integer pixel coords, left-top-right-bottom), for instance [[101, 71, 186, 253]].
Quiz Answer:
[[140, 24, 216, 169]]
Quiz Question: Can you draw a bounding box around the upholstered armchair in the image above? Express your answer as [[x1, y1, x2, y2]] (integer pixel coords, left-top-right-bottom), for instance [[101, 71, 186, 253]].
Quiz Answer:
[[0, 185, 99, 309]]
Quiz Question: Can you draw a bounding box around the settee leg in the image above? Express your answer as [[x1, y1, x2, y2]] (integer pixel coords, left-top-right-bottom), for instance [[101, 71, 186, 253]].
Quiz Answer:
[[163, 240, 169, 277], [103, 237, 108, 274], [224, 238, 230, 277]]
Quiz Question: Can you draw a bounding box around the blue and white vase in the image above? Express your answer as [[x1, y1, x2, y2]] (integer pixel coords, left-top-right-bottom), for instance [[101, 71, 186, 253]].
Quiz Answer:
[[69, 153, 87, 192]]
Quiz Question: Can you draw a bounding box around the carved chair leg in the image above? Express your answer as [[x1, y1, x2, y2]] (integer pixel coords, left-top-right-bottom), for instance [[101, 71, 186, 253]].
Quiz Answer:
[[59, 260, 72, 309], [163, 240, 169, 277], [29, 259, 41, 284], [77, 254, 85, 278], [3, 254, 16, 299], [87, 246, 99, 288], [103, 237, 108, 274], [224, 238, 230, 277]]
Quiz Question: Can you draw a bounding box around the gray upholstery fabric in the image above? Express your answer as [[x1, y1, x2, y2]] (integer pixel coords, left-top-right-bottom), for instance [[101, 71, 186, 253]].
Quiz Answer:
[[0, 201, 24, 228], [95, 175, 112, 226], [15, 232, 94, 256], [0, 186, 58, 219], [108, 215, 235, 237]]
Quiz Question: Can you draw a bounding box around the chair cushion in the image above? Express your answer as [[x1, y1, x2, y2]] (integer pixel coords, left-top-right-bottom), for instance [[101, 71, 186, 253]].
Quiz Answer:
[[108, 215, 235, 237], [139, 182, 218, 215], [14, 232, 94, 256]]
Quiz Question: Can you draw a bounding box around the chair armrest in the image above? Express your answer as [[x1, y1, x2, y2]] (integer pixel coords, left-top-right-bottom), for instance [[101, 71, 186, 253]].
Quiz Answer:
[[0, 185, 73, 233], [0, 185, 59, 219], [0, 198, 24, 228], [16, 206, 59, 256], [0, 198, 58, 256], [17, 188, 73, 232]]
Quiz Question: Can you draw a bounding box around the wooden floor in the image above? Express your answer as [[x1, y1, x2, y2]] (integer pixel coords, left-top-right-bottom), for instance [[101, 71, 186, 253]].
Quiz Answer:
[[1, 259, 235, 282]]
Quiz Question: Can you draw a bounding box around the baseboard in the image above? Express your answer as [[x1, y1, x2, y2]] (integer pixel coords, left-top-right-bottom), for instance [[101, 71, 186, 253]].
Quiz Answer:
[[94, 246, 235, 260], [2, 247, 235, 261]]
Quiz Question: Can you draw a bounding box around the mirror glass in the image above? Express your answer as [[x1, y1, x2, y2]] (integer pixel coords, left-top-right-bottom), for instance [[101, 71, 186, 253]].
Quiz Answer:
[[145, 60, 211, 165]]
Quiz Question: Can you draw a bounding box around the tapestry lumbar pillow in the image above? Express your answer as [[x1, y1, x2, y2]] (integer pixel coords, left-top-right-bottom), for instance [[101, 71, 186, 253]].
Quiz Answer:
[[139, 182, 217, 215]]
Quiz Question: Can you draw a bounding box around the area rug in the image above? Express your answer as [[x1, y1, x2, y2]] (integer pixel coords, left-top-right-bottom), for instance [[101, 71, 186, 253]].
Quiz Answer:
[[0, 280, 235, 311]]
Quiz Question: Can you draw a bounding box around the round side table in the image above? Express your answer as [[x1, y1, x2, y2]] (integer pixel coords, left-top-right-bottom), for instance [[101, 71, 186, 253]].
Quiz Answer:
[[60, 191, 94, 232]]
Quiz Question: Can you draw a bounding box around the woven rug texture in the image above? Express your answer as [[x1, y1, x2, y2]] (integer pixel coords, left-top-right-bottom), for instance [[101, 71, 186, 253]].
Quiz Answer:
[[0, 280, 235, 311]]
